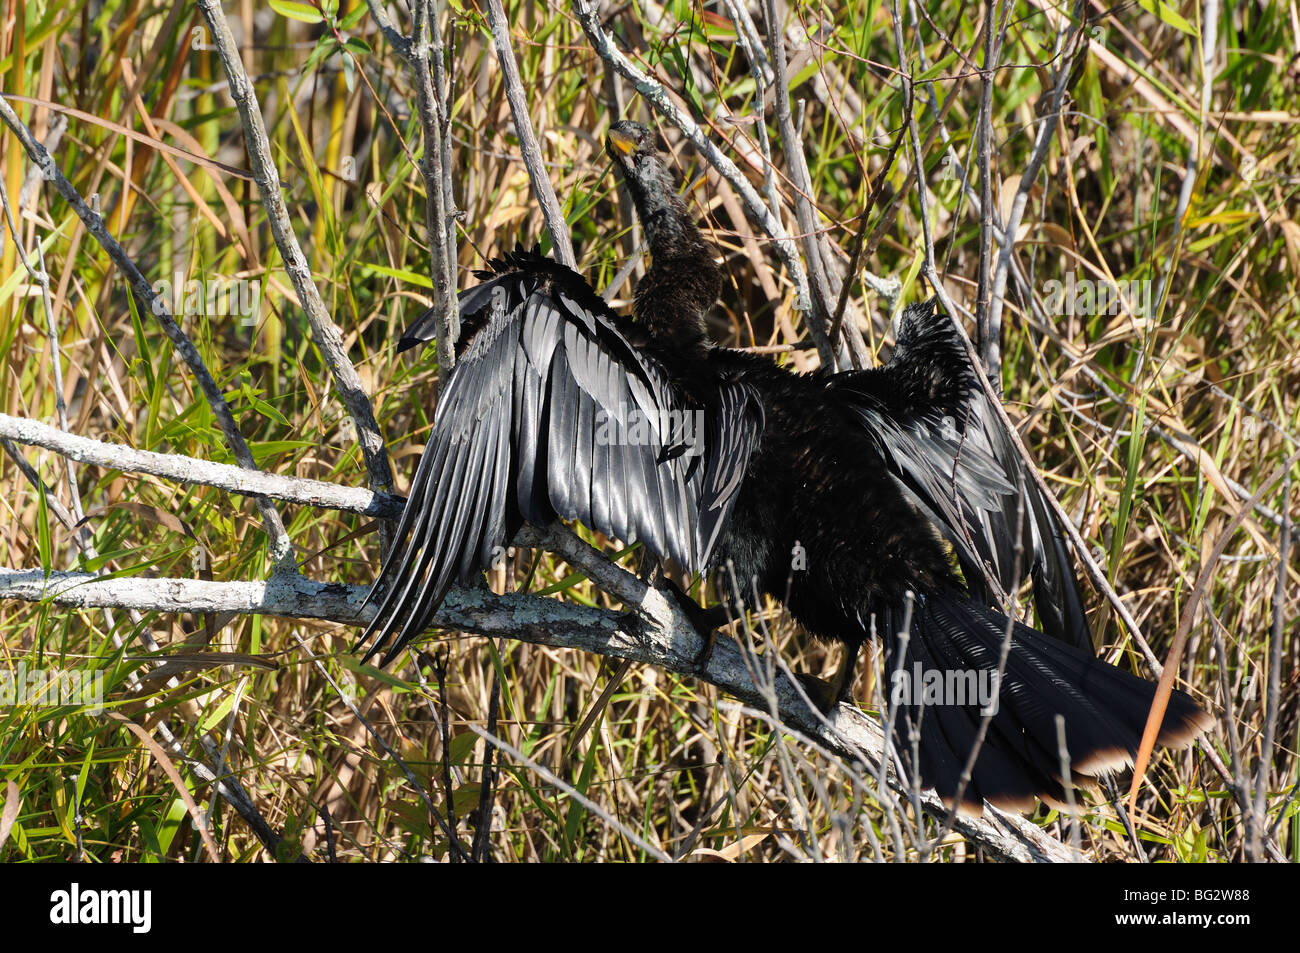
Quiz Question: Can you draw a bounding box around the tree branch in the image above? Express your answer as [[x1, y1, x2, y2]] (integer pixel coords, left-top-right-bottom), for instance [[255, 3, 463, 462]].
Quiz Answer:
[[0, 411, 402, 521], [408, 0, 460, 384], [759, 0, 841, 367], [486, 0, 575, 267], [194, 0, 397, 507], [0, 561, 1076, 862]]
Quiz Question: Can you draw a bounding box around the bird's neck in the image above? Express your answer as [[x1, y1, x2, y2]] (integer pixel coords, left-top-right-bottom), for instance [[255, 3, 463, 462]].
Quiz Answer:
[[623, 159, 702, 260], [623, 163, 721, 347]]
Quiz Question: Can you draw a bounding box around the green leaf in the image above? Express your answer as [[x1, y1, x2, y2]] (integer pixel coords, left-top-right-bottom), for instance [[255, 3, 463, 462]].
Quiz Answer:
[[200, 694, 236, 733], [240, 386, 290, 426], [269, 0, 324, 24], [915, 49, 960, 83], [341, 655, 412, 691], [361, 263, 434, 289], [342, 51, 356, 92], [1136, 0, 1197, 36], [303, 37, 337, 75], [36, 478, 52, 576], [339, 5, 368, 30], [125, 286, 155, 394], [75, 740, 95, 818], [562, 719, 601, 859], [447, 731, 479, 765], [449, 783, 483, 818], [246, 440, 314, 465]]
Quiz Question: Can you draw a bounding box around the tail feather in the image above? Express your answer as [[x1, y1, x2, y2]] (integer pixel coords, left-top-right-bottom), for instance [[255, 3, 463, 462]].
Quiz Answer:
[[904, 609, 1063, 811], [884, 592, 1211, 813]]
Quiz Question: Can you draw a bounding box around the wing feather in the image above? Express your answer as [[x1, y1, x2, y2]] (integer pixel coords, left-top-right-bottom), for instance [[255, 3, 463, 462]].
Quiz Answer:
[[359, 249, 764, 663], [829, 300, 1091, 650]]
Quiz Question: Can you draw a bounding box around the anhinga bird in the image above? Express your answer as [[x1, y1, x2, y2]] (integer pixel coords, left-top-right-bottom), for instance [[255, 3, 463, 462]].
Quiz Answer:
[[359, 120, 1210, 811]]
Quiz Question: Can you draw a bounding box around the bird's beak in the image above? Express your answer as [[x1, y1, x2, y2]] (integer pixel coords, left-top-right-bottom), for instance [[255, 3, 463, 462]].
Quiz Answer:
[[607, 127, 637, 156]]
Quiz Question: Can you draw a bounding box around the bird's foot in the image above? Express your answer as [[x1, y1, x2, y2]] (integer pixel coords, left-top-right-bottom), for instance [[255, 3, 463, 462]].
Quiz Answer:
[[794, 673, 841, 715], [792, 640, 862, 714], [658, 581, 729, 673], [794, 655, 859, 714]]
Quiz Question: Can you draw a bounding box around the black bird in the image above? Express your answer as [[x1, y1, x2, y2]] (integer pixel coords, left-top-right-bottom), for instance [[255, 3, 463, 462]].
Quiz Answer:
[[359, 120, 1210, 811]]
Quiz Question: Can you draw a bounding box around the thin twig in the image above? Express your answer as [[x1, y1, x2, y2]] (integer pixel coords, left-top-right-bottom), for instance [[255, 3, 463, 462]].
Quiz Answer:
[[974, 0, 999, 375], [986, 1, 1089, 369], [472, 640, 505, 862], [486, 0, 575, 267], [1251, 473, 1290, 861], [467, 722, 673, 862], [290, 632, 468, 861]]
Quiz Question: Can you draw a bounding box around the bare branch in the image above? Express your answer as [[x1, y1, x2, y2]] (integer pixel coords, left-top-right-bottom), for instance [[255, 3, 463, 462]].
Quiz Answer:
[[759, 0, 840, 367], [486, 0, 575, 267], [1252, 474, 1290, 860], [194, 0, 396, 507], [0, 412, 401, 521], [986, 1, 1088, 359], [974, 0, 1000, 377]]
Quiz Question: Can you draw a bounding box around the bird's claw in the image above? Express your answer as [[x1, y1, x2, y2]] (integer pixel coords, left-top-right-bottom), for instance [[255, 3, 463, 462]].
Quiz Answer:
[[658, 580, 728, 674], [794, 673, 841, 715]]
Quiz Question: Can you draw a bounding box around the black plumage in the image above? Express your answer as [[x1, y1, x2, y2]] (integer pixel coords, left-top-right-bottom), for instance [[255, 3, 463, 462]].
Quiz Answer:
[[359, 120, 1210, 812]]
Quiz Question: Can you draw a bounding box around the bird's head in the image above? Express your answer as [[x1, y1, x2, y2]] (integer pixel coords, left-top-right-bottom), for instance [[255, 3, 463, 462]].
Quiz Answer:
[[605, 120, 658, 171], [605, 121, 680, 206], [604, 119, 699, 260]]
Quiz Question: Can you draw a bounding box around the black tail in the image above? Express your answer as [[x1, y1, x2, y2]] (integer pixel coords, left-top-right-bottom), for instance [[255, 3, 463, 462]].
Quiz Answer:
[[883, 592, 1211, 813]]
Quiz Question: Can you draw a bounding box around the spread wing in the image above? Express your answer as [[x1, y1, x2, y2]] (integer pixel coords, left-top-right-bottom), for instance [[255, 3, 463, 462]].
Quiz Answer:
[[829, 299, 1090, 650], [358, 249, 763, 664]]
